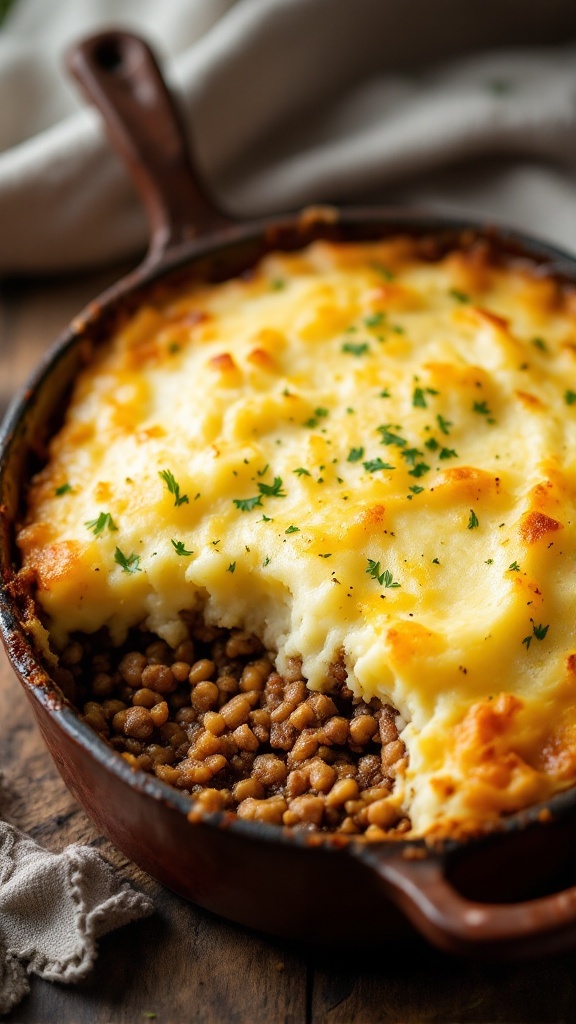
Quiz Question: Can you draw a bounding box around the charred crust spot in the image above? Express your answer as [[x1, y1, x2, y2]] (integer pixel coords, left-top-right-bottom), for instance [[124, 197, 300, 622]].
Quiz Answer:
[[519, 511, 562, 544]]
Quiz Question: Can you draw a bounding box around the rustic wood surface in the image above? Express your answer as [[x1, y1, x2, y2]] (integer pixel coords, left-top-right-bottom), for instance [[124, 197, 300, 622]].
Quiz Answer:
[[3, 269, 576, 1023]]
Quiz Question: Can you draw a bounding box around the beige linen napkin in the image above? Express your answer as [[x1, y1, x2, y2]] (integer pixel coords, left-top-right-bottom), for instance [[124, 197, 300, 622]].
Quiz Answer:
[[0, 0, 576, 272], [0, 811, 153, 1016]]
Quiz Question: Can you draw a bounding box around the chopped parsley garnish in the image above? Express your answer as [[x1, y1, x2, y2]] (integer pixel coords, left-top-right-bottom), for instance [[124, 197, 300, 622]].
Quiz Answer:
[[318, 553, 332, 558], [263, 556, 270, 566], [347, 447, 365, 462], [363, 458, 395, 472], [412, 386, 427, 408], [285, 525, 300, 534], [364, 312, 385, 328], [270, 278, 285, 290], [425, 437, 439, 451], [365, 559, 400, 588], [114, 547, 141, 573], [258, 476, 286, 498], [304, 407, 330, 428], [370, 262, 395, 281], [293, 467, 311, 477], [378, 424, 406, 447], [168, 342, 181, 354], [565, 390, 576, 406], [432, 557, 440, 564], [234, 496, 263, 512], [436, 414, 452, 435], [531, 337, 547, 351], [402, 447, 424, 466], [260, 514, 272, 522], [171, 539, 193, 556], [159, 469, 189, 506], [55, 482, 73, 496], [508, 560, 521, 571], [485, 558, 494, 565], [473, 400, 491, 416], [391, 324, 405, 335], [449, 288, 470, 303], [467, 509, 479, 529], [257, 464, 269, 477], [522, 622, 549, 649], [85, 511, 118, 536], [439, 447, 458, 460], [342, 341, 370, 357], [409, 485, 425, 494], [379, 388, 391, 398], [227, 562, 236, 573], [408, 462, 430, 478]]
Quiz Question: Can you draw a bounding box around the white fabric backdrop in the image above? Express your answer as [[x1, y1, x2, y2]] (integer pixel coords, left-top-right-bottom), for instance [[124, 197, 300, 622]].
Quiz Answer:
[[0, 0, 575, 272]]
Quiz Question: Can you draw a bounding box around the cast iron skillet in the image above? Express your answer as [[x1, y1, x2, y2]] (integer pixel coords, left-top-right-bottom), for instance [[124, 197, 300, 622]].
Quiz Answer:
[[2, 30, 576, 960]]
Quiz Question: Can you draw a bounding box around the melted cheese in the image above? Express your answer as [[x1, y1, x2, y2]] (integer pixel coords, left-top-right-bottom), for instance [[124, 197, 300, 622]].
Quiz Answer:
[[18, 237, 576, 837]]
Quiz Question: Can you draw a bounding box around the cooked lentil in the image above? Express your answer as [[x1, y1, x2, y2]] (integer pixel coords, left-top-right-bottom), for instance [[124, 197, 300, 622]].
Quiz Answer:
[[64, 619, 409, 838]]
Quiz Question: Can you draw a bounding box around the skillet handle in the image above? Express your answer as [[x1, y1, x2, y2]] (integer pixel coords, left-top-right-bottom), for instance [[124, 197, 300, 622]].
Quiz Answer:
[[356, 844, 576, 959], [66, 30, 231, 265]]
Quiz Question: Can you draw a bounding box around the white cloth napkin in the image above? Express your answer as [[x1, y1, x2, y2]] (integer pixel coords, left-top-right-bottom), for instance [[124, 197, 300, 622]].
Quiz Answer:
[[0, 0, 576, 273], [0, 814, 153, 1016]]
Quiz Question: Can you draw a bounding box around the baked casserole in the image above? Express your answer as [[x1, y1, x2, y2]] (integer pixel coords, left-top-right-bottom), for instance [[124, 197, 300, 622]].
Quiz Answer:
[[16, 234, 576, 840]]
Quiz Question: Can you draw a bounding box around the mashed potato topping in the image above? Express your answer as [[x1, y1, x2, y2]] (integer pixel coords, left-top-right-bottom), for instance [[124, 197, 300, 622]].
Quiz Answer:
[[18, 236, 576, 835]]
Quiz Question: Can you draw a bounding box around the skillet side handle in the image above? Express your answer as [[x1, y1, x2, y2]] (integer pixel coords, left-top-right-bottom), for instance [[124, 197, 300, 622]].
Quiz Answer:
[[355, 843, 576, 959], [66, 30, 231, 265]]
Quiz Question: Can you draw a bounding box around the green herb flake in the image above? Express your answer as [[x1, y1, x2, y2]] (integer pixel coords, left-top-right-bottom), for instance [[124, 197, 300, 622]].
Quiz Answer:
[[432, 557, 440, 565], [55, 482, 73, 496], [342, 341, 370, 357], [304, 407, 330, 428], [412, 386, 427, 408], [409, 485, 425, 494], [318, 553, 332, 558], [508, 560, 521, 571], [378, 424, 406, 447], [439, 447, 458, 460], [168, 342, 181, 354], [522, 621, 549, 650], [379, 389, 391, 398], [467, 509, 479, 530], [391, 324, 405, 335], [227, 562, 236, 574], [408, 462, 430, 478], [233, 495, 262, 512], [370, 262, 395, 281], [485, 558, 494, 565], [449, 288, 471, 303], [85, 511, 118, 536], [159, 468, 189, 507], [114, 547, 141, 574], [436, 414, 452, 435], [364, 312, 385, 328], [531, 337, 547, 351], [363, 458, 395, 472], [347, 447, 364, 463], [473, 400, 491, 416], [285, 525, 300, 534], [257, 464, 269, 477], [171, 539, 193, 556], [270, 278, 285, 290], [425, 437, 439, 451], [293, 467, 311, 477], [365, 559, 400, 588], [258, 476, 286, 498], [565, 390, 576, 406]]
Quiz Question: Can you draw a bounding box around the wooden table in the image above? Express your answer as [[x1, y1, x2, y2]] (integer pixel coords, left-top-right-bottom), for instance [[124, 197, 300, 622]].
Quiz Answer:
[[3, 268, 576, 1023]]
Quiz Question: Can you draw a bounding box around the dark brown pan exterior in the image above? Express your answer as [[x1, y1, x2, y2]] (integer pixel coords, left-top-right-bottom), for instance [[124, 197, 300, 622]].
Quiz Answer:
[[3, 30, 576, 959]]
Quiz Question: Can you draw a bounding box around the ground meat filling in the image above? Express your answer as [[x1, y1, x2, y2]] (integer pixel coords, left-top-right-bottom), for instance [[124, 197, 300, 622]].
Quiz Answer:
[[57, 619, 409, 838]]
